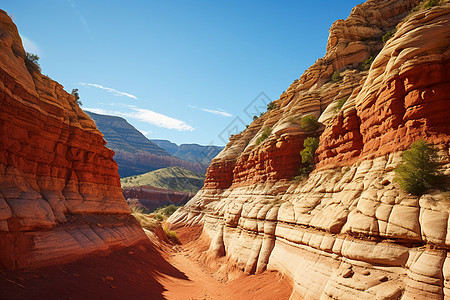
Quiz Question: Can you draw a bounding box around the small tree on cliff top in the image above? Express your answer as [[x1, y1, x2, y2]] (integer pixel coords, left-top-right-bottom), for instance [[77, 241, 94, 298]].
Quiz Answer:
[[24, 52, 41, 74], [71, 88, 82, 106], [394, 139, 444, 195]]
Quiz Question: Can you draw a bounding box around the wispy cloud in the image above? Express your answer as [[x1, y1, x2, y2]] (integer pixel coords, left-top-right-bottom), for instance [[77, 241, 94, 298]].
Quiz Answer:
[[84, 106, 193, 132], [68, 0, 92, 36], [128, 107, 194, 131], [189, 105, 232, 117], [20, 35, 40, 55], [80, 82, 138, 100]]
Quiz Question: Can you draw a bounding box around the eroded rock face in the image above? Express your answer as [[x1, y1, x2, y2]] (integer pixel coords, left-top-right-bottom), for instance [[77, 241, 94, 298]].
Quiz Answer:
[[0, 11, 146, 269], [170, 2, 450, 299]]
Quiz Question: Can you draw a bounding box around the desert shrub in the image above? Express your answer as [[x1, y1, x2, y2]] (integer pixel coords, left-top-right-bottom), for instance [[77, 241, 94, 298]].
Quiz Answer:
[[267, 101, 277, 111], [300, 137, 319, 170], [300, 115, 320, 133], [331, 71, 342, 83], [130, 205, 159, 230], [161, 204, 178, 217], [163, 226, 179, 244], [423, 0, 440, 9], [255, 127, 272, 145], [382, 29, 396, 43], [361, 56, 374, 71], [24, 52, 41, 74], [153, 213, 164, 221], [335, 97, 348, 112], [253, 115, 258, 121], [71, 88, 82, 106], [294, 137, 320, 180], [394, 139, 445, 195]]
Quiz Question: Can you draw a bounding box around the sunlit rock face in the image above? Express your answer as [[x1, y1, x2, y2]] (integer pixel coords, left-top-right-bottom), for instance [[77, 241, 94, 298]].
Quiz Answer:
[[170, 1, 450, 299], [0, 10, 146, 270]]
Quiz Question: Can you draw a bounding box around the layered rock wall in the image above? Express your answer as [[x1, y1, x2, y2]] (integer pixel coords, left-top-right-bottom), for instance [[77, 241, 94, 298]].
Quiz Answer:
[[170, 2, 450, 299], [0, 11, 146, 269]]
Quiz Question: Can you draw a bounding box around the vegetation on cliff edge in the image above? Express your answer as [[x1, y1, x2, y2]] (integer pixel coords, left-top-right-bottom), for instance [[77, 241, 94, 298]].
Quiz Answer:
[[394, 139, 445, 195]]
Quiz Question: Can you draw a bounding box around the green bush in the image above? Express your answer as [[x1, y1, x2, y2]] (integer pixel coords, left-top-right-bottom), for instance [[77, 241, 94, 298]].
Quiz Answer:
[[335, 97, 348, 112], [394, 139, 444, 195], [361, 56, 374, 71], [161, 204, 178, 217], [24, 52, 41, 74], [153, 213, 164, 221], [382, 29, 396, 43], [255, 127, 272, 145], [301, 137, 319, 167], [423, 0, 439, 9], [331, 71, 342, 83], [300, 115, 320, 133], [163, 226, 179, 244], [267, 101, 277, 111], [71, 88, 82, 106]]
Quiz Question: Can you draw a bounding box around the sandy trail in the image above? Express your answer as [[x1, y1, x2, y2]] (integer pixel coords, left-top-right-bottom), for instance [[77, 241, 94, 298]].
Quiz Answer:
[[0, 226, 292, 300], [160, 248, 229, 299], [158, 226, 292, 300]]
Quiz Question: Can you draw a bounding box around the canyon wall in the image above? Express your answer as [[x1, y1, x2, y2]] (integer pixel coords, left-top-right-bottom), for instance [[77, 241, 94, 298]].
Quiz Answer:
[[0, 11, 146, 270], [169, 1, 450, 299]]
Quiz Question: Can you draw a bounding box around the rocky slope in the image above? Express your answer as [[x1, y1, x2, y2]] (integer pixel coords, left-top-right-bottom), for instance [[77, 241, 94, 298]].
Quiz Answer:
[[151, 139, 224, 166], [0, 11, 147, 270], [86, 111, 206, 177], [169, 1, 450, 299]]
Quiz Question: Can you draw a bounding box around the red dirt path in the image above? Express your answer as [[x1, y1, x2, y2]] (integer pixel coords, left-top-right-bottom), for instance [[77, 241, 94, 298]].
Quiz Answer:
[[0, 226, 292, 300]]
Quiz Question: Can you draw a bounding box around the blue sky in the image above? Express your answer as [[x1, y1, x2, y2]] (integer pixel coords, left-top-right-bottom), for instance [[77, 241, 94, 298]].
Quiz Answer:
[[3, 0, 361, 146]]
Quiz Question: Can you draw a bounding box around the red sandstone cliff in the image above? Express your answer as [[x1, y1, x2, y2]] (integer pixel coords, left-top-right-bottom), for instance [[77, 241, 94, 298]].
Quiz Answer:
[[170, 1, 450, 299], [0, 10, 147, 269]]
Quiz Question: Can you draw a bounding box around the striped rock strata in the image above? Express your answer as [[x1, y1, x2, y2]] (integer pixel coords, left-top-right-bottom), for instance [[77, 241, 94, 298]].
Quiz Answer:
[[170, 1, 450, 299], [0, 10, 146, 270]]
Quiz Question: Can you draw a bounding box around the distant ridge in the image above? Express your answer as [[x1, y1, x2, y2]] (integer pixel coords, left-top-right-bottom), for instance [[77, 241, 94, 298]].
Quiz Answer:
[[121, 166, 205, 193], [151, 139, 223, 165], [86, 111, 207, 177]]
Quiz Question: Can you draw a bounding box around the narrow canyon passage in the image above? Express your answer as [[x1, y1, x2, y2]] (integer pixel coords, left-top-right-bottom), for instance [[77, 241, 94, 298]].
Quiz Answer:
[[0, 226, 292, 300], [158, 226, 293, 300]]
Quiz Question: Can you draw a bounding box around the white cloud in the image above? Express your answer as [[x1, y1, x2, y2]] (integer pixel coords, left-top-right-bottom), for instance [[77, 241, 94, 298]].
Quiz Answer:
[[80, 82, 138, 100], [83, 108, 113, 115], [126, 107, 194, 131], [20, 35, 40, 55], [138, 129, 149, 136], [189, 105, 232, 117], [84, 106, 193, 132], [68, 0, 92, 36]]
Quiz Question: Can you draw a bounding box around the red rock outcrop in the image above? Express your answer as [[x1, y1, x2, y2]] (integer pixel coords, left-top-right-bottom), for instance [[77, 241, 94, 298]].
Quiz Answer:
[[0, 10, 146, 269], [170, 2, 450, 299]]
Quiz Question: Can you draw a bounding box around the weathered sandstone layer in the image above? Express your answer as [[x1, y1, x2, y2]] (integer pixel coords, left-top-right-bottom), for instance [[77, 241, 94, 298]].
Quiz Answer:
[[170, 1, 450, 299], [0, 11, 146, 269]]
